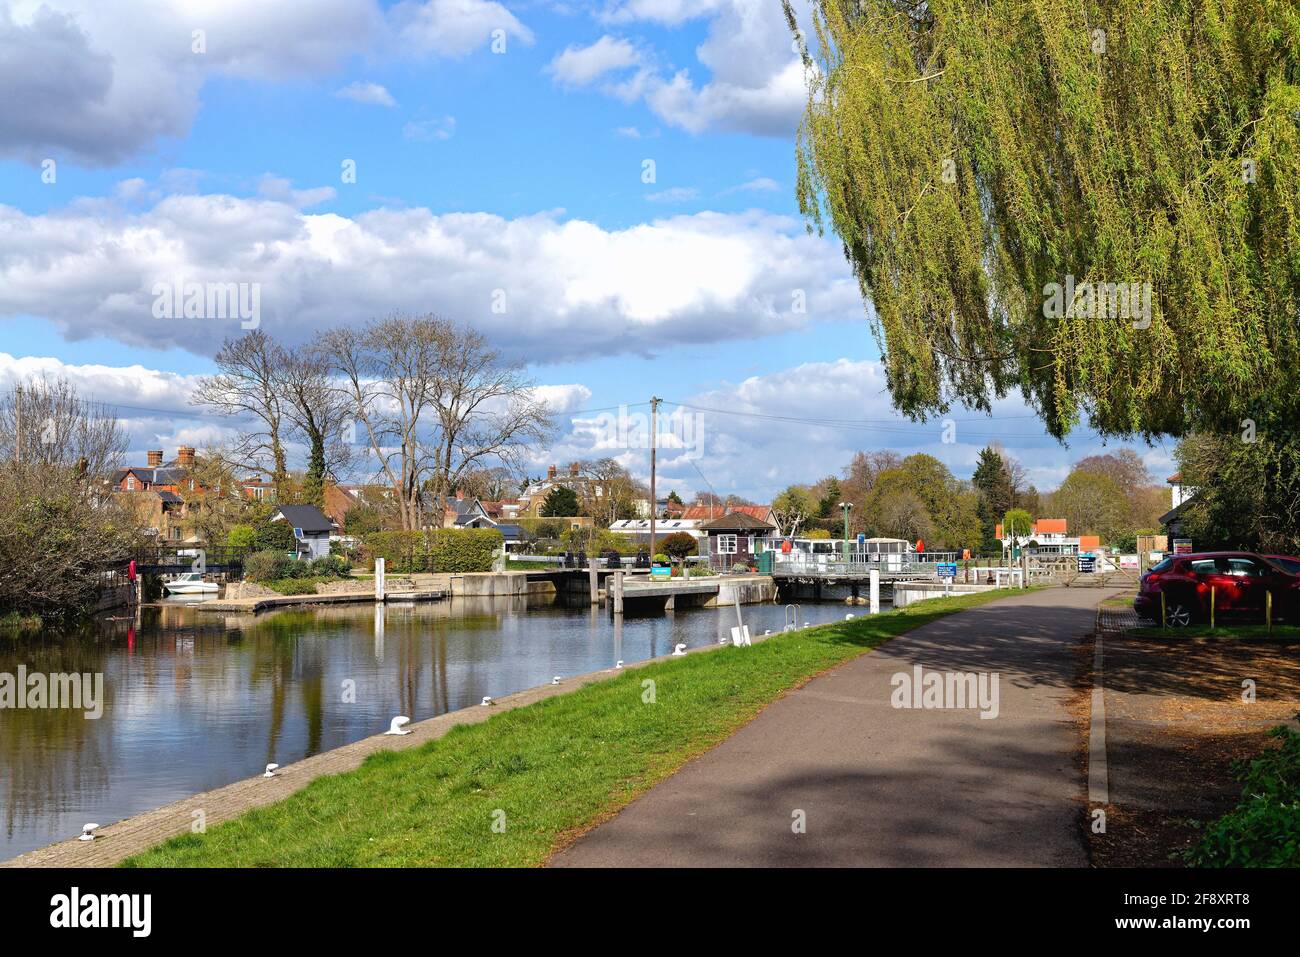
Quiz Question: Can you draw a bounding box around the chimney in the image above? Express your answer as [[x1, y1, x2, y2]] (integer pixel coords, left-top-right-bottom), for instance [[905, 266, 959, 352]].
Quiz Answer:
[[147, 449, 163, 467], [547, 464, 557, 480], [569, 462, 580, 477], [455, 490, 464, 501], [176, 446, 195, 468]]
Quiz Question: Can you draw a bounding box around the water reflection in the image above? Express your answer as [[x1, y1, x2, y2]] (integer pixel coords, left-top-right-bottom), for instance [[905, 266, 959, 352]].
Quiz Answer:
[[0, 595, 857, 857]]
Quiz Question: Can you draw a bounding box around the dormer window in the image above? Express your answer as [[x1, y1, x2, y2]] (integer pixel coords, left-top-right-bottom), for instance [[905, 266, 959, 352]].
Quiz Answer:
[[126, 475, 135, 491]]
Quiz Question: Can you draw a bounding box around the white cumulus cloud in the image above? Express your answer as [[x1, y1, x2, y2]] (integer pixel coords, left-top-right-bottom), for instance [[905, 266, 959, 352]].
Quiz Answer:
[[0, 195, 860, 362]]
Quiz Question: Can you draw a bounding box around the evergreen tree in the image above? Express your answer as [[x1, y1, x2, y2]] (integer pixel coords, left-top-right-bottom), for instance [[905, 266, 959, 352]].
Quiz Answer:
[[972, 446, 1013, 552]]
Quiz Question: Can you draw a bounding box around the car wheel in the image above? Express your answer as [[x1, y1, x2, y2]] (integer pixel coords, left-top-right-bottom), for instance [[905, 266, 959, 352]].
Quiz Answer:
[[1165, 601, 1194, 627]]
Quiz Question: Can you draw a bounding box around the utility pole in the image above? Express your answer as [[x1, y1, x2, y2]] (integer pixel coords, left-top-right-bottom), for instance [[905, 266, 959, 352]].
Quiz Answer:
[[13, 385, 21, 464], [839, 501, 853, 564], [649, 396, 661, 563]]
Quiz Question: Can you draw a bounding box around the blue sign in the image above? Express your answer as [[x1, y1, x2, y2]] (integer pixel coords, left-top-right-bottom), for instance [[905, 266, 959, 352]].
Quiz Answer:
[[857, 533, 865, 545], [936, 563, 957, 579]]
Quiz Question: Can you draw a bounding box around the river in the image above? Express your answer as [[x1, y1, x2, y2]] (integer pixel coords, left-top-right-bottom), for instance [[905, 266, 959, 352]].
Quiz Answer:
[[0, 594, 863, 858]]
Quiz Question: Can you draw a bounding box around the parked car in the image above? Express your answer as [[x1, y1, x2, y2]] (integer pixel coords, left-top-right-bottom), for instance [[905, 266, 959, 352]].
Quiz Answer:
[[1133, 551, 1300, 626], [1266, 554, 1300, 575]]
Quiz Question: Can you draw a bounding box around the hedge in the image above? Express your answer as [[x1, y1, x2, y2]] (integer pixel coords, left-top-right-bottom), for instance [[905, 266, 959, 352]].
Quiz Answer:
[[362, 528, 503, 573]]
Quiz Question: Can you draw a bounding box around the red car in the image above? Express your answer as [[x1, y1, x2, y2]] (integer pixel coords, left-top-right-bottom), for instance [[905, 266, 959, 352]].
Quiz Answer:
[[1133, 551, 1300, 626]]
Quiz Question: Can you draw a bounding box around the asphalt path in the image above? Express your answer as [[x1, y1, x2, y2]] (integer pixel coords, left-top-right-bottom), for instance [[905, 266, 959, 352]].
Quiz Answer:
[[551, 587, 1099, 867]]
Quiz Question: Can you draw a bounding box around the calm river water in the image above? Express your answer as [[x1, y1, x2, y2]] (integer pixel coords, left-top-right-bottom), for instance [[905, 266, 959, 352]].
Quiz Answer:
[[0, 595, 858, 858]]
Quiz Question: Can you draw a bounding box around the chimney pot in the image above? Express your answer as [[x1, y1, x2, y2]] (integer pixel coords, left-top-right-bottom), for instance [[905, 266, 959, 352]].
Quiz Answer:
[[147, 449, 163, 467], [547, 464, 557, 479], [570, 462, 580, 477], [455, 490, 464, 501], [176, 446, 196, 467]]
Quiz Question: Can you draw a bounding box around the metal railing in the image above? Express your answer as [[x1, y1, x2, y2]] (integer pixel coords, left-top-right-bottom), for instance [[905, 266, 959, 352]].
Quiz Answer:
[[768, 557, 940, 578]]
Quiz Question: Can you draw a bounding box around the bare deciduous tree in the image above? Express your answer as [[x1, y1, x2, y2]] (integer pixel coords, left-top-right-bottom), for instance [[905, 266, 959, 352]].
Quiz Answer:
[[191, 331, 289, 492], [0, 378, 127, 477], [319, 314, 553, 531]]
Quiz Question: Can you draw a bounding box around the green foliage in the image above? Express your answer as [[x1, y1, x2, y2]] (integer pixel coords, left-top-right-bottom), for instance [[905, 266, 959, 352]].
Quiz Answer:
[[309, 554, 351, 577], [1177, 433, 1300, 552], [363, 528, 503, 573], [864, 454, 978, 548], [255, 518, 296, 553], [805, 528, 831, 539], [562, 526, 636, 556], [539, 485, 580, 517], [659, 531, 698, 561], [245, 550, 295, 583], [1047, 470, 1128, 541], [973, 447, 1013, 552], [817, 478, 842, 518], [343, 502, 387, 537], [1185, 724, 1300, 867], [791, 0, 1300, 439], [0, 464, 141, 620], [226, 524, 256, 550], [1002, 509, 1033, 542]]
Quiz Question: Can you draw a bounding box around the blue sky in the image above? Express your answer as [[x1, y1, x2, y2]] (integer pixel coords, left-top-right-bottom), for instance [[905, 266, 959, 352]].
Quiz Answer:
[[0, 0, 1177, 498]]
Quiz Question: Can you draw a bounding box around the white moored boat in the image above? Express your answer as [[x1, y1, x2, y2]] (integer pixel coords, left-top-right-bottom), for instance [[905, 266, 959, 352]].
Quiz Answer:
[[163, 572, 219, 596]]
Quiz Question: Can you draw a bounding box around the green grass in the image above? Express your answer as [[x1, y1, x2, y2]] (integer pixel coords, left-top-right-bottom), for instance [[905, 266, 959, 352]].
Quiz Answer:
[[123, 587, 1028, 868], [1128, 623, 1300, 639]]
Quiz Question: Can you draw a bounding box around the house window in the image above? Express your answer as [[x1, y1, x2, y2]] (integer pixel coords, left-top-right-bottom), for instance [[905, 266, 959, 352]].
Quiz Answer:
[[717, 534, 737, 555], [126, 476, 135, 491]]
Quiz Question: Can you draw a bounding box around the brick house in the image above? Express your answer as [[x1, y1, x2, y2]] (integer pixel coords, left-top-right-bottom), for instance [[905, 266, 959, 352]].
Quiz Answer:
[[111, 447, 203, 542]]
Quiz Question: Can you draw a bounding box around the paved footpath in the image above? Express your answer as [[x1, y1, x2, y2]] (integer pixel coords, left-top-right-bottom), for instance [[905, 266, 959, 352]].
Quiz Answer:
[[552, 587, 1100, 867]]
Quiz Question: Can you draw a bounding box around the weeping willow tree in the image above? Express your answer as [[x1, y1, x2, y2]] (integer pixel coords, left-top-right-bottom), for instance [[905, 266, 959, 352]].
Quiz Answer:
[[787, 0, 1300, 440]]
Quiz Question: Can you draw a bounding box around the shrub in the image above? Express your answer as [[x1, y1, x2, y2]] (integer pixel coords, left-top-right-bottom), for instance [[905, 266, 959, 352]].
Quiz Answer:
[[660, 531, 698, 562], [731, 562, 750, 574], [1185, 724, 1300, 867], [309, 554, 351, 578], [244, 550, 294, 583], [653, 553, 669, 565], [255, 519, 297, 552], [227, 524, 256, 550], [362, 528, 503, 573]]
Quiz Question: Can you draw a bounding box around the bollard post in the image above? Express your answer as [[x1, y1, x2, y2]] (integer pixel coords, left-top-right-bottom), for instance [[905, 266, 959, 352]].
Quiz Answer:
[[1160, 590, 1167, 629], [589, 563, 598, 605], [375, 556, 385, 602], [869, 569, 880, 615], [612, 570, 624, 616], [1267, 590, 1273, 634], [1210, 586, 1216, 630]]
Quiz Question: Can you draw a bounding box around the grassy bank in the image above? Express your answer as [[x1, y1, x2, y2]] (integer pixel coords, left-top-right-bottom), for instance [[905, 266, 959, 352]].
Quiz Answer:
[[124, 587, 1030, 868]]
